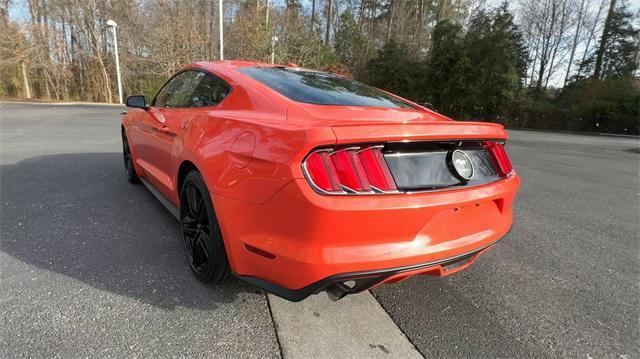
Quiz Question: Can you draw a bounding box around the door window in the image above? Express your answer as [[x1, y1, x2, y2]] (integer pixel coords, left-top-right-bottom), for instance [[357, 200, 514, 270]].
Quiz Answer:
[[154, 71, 203, 108]]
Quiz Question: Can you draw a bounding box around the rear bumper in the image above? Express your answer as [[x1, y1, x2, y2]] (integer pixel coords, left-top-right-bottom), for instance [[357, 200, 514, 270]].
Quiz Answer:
[[235, 231, 508, 301], [214, 174, 520, 301]]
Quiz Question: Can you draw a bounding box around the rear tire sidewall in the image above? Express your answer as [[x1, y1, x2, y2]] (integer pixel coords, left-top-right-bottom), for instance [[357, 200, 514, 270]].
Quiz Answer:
[[180, 171, 229, 283]]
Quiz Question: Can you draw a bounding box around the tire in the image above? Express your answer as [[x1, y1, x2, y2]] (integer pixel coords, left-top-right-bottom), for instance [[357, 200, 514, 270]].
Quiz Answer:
[[180, 171, 230, 283], [122, 131, 140, 184]]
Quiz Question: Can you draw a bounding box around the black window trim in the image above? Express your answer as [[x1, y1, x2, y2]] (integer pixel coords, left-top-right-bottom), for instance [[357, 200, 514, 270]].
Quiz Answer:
[[151, 69, 233, 109]]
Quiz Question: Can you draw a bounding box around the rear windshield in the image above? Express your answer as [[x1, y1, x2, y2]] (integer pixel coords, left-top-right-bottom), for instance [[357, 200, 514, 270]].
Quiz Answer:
[[240, 67, 414, 109]]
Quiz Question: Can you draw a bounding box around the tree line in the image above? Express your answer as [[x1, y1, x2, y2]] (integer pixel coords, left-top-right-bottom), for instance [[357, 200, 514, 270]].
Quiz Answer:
[[1, 0, 638, 134]]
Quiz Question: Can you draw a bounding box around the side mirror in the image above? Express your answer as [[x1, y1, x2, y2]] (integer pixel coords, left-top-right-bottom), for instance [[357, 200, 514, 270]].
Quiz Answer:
[[126, 95, 147, 109]]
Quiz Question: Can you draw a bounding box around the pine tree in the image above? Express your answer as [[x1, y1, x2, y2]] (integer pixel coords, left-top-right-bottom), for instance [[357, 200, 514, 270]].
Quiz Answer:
[[335, 10, 365, 71], [464, 4, 527, 117], [424, 20, 468, 117], [365, 41, 418, 99], [590, 0, 639, 79]]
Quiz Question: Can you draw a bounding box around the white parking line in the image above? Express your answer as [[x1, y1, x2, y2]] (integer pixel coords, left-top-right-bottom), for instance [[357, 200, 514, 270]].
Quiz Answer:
[[268, 292, 424, 359]]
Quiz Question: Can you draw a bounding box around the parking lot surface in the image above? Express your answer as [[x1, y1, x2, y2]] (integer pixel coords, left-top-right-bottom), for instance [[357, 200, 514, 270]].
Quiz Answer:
[[1, 103, 638, 358], [373, 130, 639, 357]]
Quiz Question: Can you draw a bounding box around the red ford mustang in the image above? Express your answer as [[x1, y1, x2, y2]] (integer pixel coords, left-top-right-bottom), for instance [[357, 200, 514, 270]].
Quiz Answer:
[[121, 60, 520, 301]]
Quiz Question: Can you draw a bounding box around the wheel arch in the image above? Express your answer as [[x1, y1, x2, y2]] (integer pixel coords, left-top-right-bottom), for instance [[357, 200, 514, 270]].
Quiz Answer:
[[177, 160, 199, 196], [177, 160, 236, 274]]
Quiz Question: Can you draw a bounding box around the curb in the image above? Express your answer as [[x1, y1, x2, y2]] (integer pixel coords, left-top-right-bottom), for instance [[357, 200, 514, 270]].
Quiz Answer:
[[268, 292, 424, 359], [1, 100, 124, 107]]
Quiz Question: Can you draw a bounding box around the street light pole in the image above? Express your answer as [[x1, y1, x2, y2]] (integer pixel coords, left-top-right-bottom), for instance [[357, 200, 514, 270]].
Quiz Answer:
[[219, 0, 224, 60], [271, 36, 278, 64], [106, 20, 123, 104]]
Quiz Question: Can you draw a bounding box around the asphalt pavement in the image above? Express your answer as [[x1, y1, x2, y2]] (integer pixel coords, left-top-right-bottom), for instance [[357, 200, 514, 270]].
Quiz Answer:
[[1, 102, 638, 358], [372, 129, 640, 358]]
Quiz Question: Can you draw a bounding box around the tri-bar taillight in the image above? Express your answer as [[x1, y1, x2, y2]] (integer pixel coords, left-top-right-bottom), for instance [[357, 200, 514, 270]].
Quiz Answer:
[[483, 142, 514, 177], [303, 146, 397, 194], [303, 141, 514, 195]]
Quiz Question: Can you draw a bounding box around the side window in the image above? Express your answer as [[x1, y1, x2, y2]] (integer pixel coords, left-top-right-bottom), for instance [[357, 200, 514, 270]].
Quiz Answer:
[[153, 71, 204, 108], [188, 74, 231, 108]]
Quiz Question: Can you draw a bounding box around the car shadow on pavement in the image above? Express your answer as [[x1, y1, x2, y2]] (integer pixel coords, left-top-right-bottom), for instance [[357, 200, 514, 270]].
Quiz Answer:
[[0, 152, 261, 310]]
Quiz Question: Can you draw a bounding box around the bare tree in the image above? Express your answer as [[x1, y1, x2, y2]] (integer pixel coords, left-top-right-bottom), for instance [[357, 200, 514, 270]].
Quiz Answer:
[[593, 0, 616, 79], [3, 0, 630, 103], [564, 0, 586, 85], [311, 0, 316, 32], [325, 0, 334, 44], [576, 0, 607, 78], [520, 0, 576, 89], [0, 20, 34, 98]]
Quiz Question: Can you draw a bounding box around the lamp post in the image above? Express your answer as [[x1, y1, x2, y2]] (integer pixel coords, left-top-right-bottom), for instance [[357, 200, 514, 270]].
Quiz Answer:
[[106, 19, 123, 104], [219, 0, 224, 60], [271, 36, 278, 64]]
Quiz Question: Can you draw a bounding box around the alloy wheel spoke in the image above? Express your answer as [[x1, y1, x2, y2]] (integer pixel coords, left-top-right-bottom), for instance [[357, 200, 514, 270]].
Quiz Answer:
[[182, 225, 198, 237], [197, 231, 211, 259], [196, 197, 206, 224], [181, 182, 212, 273], [190, 231, 202, 265], [187, 185, 198, 218], [184, 234, 194, 262], [191, 230, 200, 247]]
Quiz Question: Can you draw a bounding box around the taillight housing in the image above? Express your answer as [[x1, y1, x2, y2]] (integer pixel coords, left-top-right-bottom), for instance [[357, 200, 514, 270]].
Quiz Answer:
[[303, 145, 397, 194], [483, 141, 514, 177]]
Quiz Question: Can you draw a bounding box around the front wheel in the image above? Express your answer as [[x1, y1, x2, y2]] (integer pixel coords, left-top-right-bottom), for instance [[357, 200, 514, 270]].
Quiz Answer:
[[180, 171, 230, 283], [122, 131, 140, 184]]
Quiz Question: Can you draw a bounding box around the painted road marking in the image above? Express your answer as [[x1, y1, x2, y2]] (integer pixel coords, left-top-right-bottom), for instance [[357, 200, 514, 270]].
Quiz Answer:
[[269, 292, 424, 358]]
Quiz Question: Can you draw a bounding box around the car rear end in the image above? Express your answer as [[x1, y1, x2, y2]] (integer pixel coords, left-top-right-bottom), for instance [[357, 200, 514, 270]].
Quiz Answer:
[[224, 65, 520, 301], [230, 118, 519, 301]]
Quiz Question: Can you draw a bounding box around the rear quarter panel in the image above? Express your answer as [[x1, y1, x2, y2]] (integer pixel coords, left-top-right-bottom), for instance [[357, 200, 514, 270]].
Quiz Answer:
[[181, 110, 336, 206], [171, 66, 340, 205]]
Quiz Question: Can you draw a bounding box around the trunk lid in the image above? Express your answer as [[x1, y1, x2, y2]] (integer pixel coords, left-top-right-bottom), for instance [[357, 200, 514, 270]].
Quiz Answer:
[[289, 103, 511, 193], [330, 122, 507, 144], [287, 103, 508, 143]]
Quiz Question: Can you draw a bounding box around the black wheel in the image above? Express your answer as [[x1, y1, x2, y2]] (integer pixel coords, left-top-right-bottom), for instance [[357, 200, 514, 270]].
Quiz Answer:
[[122, 131, 140, 184], [180, 171, 230, 283]]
